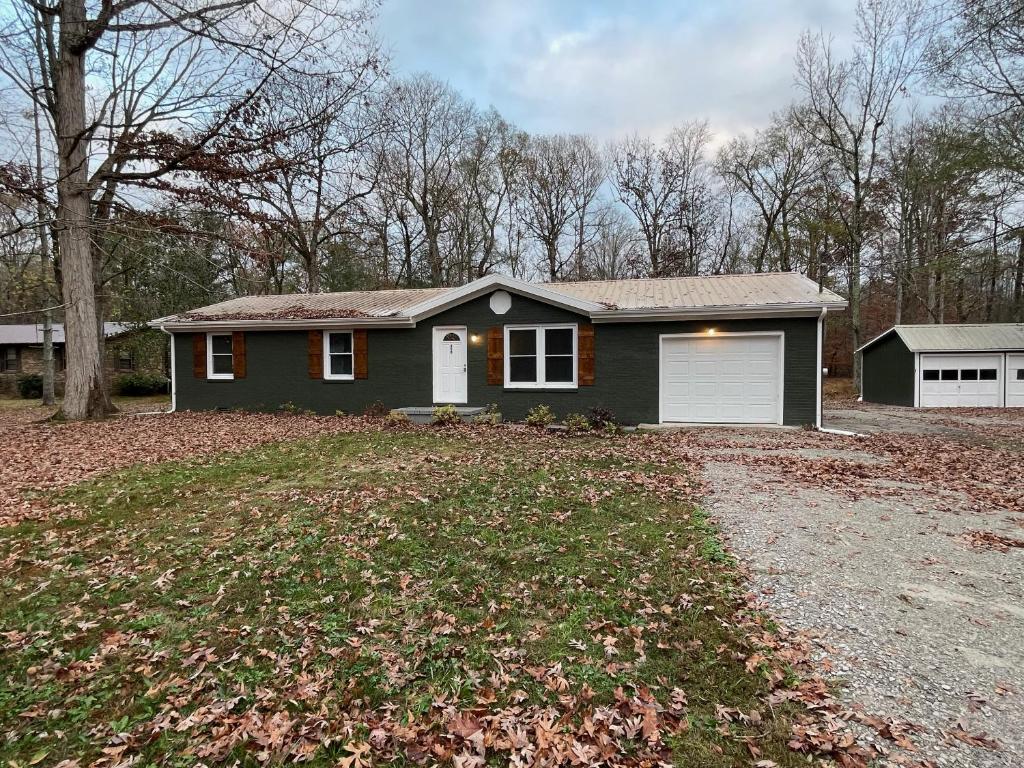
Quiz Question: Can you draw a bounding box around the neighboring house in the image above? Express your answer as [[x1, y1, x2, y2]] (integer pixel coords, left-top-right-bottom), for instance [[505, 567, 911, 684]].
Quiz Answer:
[[151, 273, 847, 426], [0, 323, 167, 396], [859, 324, 1024, 408]]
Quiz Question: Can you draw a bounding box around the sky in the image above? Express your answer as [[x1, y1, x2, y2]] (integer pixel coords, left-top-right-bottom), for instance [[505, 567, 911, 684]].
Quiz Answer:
[[375, 0, 857, 145]]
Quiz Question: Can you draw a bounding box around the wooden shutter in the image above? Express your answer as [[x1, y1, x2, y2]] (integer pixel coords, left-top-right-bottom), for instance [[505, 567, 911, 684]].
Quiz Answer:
[[232, 332, 246, 379], [578, 324, 595, 386], [353, 329, 368, 379], [308, 330, 323, 378], [192, 333, 206, 378], [487, 326, 503, 385]]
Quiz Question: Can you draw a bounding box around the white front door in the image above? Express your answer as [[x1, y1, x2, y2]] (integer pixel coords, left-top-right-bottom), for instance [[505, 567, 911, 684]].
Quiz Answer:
[[433, 327, 467, 404], [660, 334, 782, 424], [1005, 353, 1024, 408], [919, 354, 1002, 407]]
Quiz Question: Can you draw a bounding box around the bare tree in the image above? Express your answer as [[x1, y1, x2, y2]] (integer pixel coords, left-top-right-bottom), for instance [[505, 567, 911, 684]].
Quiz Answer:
[[377, 74, 475, 286], [519, 134, 602, 281], [611, 120, 711, 276], [0, 0, 377, 419], [794, 0, 932, 389]]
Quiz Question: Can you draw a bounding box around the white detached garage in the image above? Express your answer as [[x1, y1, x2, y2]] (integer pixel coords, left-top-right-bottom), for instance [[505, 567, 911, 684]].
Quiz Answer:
[[859, 324, 1024, 408]]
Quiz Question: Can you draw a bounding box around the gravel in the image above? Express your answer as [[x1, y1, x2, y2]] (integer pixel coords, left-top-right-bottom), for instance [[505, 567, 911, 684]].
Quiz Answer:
[[702, 408, 1024, 768]]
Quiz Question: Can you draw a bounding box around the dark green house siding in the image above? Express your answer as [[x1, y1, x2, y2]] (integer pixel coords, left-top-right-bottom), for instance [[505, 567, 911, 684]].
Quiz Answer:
[[861, 332, 915, 406], [173, 291, 821, 425]]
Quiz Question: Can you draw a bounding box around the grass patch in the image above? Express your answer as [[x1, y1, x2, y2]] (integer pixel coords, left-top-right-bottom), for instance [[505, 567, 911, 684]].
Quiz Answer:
[[0, 427, 807, 766]]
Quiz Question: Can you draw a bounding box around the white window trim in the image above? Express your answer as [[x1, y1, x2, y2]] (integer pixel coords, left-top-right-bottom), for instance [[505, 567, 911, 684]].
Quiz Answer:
[[206, 332, 234, 380], [323, 330, 355, 381], [503, 323, 578, 389]]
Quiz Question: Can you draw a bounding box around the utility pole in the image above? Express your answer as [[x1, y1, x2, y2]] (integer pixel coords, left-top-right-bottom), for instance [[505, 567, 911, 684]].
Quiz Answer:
[[42, 309, 55, 405]]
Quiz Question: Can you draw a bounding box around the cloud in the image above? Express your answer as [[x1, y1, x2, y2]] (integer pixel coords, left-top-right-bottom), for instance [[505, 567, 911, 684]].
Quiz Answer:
[[376, 0, 855, 142]]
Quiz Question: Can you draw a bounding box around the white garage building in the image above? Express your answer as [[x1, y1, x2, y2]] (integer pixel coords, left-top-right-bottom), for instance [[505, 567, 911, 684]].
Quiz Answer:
[[859, 324, 1024, 408]]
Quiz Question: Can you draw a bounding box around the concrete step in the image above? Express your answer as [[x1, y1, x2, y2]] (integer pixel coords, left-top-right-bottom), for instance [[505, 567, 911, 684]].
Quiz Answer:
[[393, 406, 490, 424]]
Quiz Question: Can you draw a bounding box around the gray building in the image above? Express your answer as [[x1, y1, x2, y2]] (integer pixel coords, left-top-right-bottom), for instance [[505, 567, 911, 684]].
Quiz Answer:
[[859, 324, 1024, 408], [151, 273, 847, 426]]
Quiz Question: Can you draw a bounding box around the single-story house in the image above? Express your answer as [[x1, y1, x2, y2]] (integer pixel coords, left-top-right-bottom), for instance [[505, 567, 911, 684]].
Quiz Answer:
[[150, 272, 847, 426], [858, 323, 1024, 408], [0, 323, 168, 396]]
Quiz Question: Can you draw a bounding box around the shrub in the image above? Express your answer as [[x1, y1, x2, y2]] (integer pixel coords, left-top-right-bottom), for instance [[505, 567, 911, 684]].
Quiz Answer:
[[563, 412, 590, 432], [587, 406, 617, 430], [17, 374, 42, 399], [114, 372, 169, 396], [525, 404, 555, 428], [363, 400, 389, 419], [385, 410, 411, 426], [432, 403, 461, 426], [473, 410, 501, 425]]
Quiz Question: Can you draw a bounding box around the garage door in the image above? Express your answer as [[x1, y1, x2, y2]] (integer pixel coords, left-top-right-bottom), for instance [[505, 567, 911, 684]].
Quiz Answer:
[[919, 354, 1002, 407], [661, 334, 781, 423], [1007, 354, 1024, 408]]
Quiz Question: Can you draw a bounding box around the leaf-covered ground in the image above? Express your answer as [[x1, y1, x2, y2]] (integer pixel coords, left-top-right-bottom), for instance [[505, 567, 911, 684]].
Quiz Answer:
[[0, 411, 859, 768]]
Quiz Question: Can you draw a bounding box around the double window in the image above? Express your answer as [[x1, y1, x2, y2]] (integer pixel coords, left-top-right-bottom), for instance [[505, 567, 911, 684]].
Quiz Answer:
[[324, 331, 354, 380], [207, 333, 234, 380], [505, 324, 577, 388]]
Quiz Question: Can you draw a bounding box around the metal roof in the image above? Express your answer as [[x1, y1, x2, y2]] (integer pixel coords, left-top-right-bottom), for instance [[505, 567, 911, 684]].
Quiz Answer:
[[859, 324, 1024, 353], [171, 287, 450, 321], [0, 323, 133, 345], [156, 273, 845, 326], [546, 272, 846, 311]]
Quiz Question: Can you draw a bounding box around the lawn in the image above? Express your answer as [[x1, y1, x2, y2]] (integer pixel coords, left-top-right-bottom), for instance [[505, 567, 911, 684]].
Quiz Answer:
[[0, 420, 842, 767]]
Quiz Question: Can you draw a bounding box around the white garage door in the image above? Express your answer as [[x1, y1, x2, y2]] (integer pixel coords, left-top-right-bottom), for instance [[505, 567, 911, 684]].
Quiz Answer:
[[1007, 354, 1024, 408], [660, 334, 782, 423], [919, 354, 1002, 408]]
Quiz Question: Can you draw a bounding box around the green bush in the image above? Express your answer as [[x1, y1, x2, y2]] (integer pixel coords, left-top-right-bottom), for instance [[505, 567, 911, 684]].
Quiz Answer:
[[17, 374, 42, 399], [563, 412, 591, 432], [386, 410, 411, 426], [114, 372, 169, 396], [525, 404, 555, 428], [431, 403, 461, 426]]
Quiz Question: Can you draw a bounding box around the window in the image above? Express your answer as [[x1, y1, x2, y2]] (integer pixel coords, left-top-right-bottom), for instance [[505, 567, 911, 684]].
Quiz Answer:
[[980, 369, 997, 381], [960, 369, 978, 381], [0, 346, 19, 373], [504, 325, 577, 388], [118, 348, 135, 372], [324, 331, 354, 380], [922, 369, 939, 381], [207, 333, 234, 379], [941, 369, 958, 381], [1017, 369, 1024, 381]]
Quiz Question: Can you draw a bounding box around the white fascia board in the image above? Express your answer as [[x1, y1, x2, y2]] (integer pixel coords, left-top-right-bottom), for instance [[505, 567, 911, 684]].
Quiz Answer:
[[151, 317, 415, 332], [590, 303, 845, 323], [404, 274, 605, 321], [854, 327, 898, 354]]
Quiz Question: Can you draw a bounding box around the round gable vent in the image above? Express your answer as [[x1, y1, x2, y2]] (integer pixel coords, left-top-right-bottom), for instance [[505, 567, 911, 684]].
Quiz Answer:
[[489, 290, 512, 315]]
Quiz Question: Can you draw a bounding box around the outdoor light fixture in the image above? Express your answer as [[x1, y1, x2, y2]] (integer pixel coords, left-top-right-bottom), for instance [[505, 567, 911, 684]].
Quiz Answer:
[[706, 328, 716, 335], [470, 333, 482, 344]]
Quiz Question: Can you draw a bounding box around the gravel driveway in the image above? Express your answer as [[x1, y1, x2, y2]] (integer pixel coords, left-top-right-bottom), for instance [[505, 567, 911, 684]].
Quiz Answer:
[[700, 405, 1024, 767]]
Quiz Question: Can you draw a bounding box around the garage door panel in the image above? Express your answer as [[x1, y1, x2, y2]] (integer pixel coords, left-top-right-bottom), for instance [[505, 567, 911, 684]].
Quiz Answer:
[[919, 354, 1002, 407], [661, 335, 782, 423], [1006, 354, 1024, 408]]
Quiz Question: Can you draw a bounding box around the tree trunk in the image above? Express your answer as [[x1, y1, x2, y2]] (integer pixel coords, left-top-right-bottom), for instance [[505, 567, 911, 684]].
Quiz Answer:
[[54, 0, 112, 420], [1014, 233, 1023, 321]]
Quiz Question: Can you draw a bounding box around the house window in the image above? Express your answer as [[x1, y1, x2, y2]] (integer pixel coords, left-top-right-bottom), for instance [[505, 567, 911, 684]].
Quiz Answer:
[[323, 331, 354, 380], [504, 325, 577, 388], [922, 370, 939, 381], [979, 369, 997, 381], [207, 333, 234, 380], [1017, 369, 1024, 381], [118, 348, 135, 372], [0, 346, 19, 373]]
